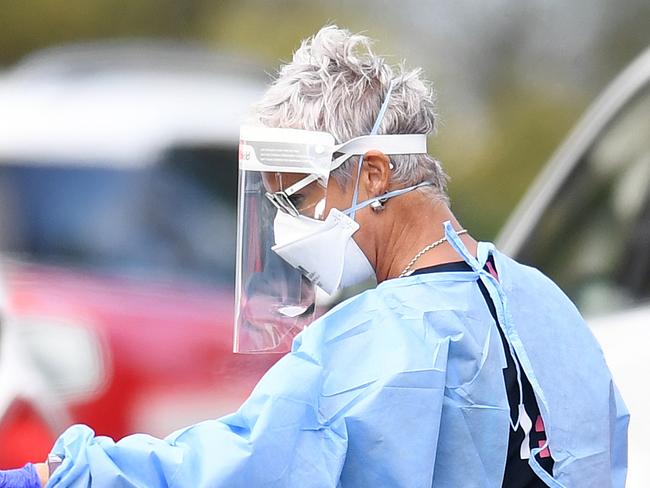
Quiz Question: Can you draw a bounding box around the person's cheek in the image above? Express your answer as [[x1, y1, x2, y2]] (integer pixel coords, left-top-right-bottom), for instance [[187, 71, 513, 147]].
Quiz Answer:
[[325, 181, 352, 215]]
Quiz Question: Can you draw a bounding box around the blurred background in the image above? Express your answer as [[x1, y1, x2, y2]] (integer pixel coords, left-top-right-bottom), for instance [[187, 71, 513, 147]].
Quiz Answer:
[[2, 0, 649, 237], [0, 0, 648, 485]]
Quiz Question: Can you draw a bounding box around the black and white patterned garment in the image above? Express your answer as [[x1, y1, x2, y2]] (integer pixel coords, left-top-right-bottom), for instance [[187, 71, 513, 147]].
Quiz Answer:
[[412, 259, 555, 487]]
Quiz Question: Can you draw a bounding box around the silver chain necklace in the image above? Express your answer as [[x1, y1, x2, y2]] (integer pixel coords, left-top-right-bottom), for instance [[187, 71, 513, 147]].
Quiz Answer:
[[399, 229, 468, 278]]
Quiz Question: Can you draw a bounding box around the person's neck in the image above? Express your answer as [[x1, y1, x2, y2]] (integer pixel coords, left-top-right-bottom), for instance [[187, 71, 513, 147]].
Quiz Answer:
[[373, 196, 478, 283]]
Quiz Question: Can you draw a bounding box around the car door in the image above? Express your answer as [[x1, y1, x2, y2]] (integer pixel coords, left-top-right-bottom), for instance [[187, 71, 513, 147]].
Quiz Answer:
[[497, 47, 650, 487]]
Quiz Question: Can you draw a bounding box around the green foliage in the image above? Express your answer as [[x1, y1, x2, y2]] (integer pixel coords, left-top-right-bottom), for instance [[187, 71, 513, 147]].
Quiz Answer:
[[0, 0, 207, 65], [437, 85, 587, 240], [199, 3, 346, 63], [0, 0, 370, 68]]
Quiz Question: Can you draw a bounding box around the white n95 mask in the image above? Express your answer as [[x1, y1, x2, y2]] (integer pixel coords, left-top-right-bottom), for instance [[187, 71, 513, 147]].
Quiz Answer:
[[271, 208, 374, 295]]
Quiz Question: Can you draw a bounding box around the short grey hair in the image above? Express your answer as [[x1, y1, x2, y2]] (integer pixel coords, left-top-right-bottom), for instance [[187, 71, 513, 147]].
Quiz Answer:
[[253, 25, 448, 203]]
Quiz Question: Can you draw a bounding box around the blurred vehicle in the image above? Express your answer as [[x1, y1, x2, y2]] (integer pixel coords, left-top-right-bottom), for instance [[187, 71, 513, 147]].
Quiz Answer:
[[498, 46, 650, 486], [0, 41, 281, 467]]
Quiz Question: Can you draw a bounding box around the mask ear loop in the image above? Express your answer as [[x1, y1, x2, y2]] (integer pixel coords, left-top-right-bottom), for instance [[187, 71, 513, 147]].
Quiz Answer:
[[349, 80, 396, 221], [343, 181, 433, 216]]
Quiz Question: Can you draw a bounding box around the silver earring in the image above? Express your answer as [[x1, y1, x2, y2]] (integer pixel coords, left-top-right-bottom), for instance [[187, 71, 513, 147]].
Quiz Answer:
[[370, 200, 385, 212]]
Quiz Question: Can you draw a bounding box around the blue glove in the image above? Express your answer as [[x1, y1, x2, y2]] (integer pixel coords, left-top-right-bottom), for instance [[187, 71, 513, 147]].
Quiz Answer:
[[0, 464, 41, 488]]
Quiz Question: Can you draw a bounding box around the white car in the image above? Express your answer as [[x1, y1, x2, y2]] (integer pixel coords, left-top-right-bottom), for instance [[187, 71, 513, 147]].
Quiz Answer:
[[498, 46, 650, 487]]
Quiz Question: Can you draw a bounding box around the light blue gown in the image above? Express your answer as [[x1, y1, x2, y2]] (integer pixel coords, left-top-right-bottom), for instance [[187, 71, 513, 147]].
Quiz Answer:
[[46, 224, 629, 487]]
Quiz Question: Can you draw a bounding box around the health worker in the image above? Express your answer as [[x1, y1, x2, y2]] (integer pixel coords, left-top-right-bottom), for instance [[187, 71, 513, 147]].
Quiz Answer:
[[1, 25, 628, 488]]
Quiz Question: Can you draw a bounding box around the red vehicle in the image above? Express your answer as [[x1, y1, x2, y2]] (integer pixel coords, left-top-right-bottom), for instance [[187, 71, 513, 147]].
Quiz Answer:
[[0, 41, 281, 467]]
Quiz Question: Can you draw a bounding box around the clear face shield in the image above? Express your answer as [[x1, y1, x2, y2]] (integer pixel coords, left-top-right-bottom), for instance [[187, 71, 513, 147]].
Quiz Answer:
[[235, 126, 334, 353], [235, 123, 429, 353]]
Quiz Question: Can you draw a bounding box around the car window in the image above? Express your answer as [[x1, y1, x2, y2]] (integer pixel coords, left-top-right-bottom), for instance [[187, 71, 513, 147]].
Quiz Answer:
[[0, 145, 238, 285], [518, 85, 650, 317]]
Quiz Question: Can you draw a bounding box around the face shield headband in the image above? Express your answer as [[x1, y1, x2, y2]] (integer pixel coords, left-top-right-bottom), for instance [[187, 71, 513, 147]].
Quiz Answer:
[[240, 129, 428, 215]]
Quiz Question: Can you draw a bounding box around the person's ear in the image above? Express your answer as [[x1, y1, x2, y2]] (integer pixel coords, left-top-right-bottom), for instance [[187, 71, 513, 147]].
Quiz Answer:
[[361, 150, 391, 197]]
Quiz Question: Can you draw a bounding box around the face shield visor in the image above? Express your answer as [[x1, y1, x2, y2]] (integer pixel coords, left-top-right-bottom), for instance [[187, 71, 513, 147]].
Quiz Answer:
[[235, 125, 428, 353], [235, 126, 333, 353]]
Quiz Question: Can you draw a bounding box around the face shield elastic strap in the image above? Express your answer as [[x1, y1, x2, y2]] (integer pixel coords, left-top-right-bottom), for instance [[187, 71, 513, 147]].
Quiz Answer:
[[349, 80, 396, 220]]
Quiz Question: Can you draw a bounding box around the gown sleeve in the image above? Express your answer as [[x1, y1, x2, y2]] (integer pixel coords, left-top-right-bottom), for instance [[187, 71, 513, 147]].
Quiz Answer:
[[610, 382, 630, 488], [46, 349, 348, 488]]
